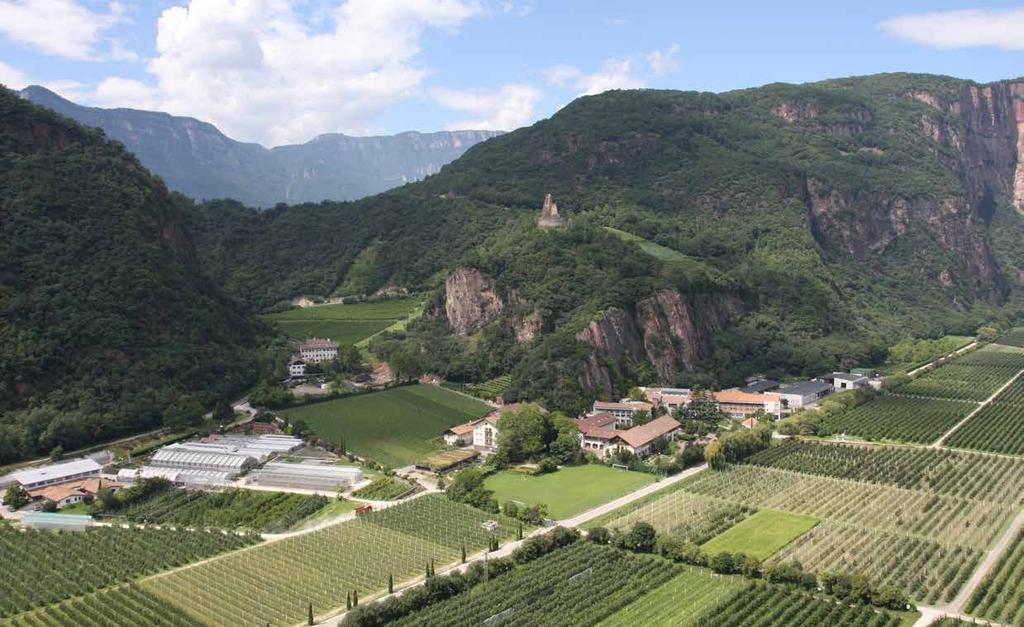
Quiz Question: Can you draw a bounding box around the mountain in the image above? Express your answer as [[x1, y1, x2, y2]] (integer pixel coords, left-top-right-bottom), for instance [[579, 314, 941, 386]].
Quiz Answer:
[[0, 87, 271, 464], [183, 73, 1024, 414], [17, 85, 501, 207]]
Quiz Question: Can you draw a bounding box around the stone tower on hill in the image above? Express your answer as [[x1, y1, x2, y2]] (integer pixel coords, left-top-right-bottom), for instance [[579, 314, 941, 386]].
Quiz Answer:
[[537, 193, 569, 229]]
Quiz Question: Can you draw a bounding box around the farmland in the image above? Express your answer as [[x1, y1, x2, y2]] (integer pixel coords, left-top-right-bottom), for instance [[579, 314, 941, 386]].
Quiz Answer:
[[4, 584, 202, 627], [965, 529, 1024, 625], [353, 475, 416, 500], [819, 395, 975, 444], [700, 510, 818, 560], [591, 488, 754, 544], [143, 495, 519, 626], [994, 328, 1024, 348], [596, 566, 746, 627], [0, 525, 258, 617], [897, 345, 1024, 401], [263, 297, 421, 345], [696, 582, 906, 626], [483, 465, 656, 519], [391, 542, 679, 627], [945, 375, 1024, 454], [279, 384, 490, 467], [119, 488, 327, 532]]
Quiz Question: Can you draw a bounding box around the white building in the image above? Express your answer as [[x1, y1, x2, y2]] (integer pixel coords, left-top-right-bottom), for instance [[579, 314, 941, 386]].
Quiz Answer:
[[590, 400, 654, 428], [0, 458, 102, 491], [473, 415, 500, 452], [299, 338, 338, 363], [640, 388, 691, 411], [248, 462, 363, 492], [828, 372, 869, 391], [443, 422, 477, 447], [289, 359, 307, 377], [765, 381, 833, 414], [149, 446, 256, 477]]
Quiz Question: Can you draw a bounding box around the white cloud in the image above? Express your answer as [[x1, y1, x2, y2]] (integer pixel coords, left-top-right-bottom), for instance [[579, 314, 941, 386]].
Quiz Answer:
[[97, 0, 484, 146], [880, 8, 1024, 50], [431, 83, 540, 130], [0, 0, 126, 61], [0, 60, 27, 89], [543, 44, 679, 97]]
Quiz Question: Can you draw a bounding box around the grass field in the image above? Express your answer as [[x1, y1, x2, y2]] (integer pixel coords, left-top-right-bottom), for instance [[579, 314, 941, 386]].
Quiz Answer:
[[596, 566, 745, 627], [700, 510, 818, 560], [484, 465, 656, 520], [280, 385, 490, 467], [263, 297, 422, 345]]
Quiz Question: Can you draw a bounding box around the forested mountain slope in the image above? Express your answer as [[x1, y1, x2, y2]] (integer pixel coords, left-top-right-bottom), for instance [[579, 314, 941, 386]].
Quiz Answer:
[[19, 86, 501, 207], [0, 88, 267, 463]]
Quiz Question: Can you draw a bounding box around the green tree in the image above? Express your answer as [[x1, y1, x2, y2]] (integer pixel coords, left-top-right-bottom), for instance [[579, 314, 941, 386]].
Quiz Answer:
[[3, 484, 29, 509], [307, 603, 314, 625], [623, 522, 657, 553]]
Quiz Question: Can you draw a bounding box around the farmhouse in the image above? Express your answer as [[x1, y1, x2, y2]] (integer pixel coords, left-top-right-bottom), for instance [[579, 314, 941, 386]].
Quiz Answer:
[[576, 413, 620, 455], [713, 390, 769, 418], [443, 421, 477, 447], [0, 458, 102, 491], [473, 414, 501, 452], [298, 338, 338, 363], [28, 478, 124, 509], [288, 358, 307, 378], [613, 416, 682, 457], [591, 400, 654, 427], [575, 413, 682, 458]]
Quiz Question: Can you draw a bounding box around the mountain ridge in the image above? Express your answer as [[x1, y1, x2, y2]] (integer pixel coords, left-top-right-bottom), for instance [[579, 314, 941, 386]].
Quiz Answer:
[[17, 85, 502, 207]]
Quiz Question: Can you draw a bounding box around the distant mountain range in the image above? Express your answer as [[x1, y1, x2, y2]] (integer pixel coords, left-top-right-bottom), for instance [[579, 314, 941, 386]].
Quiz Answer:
[[18, 86, 501, 207]]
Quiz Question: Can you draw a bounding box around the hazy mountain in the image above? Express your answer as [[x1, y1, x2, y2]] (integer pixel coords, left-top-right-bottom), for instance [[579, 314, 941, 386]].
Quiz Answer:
[[18, 85, 501, 207]]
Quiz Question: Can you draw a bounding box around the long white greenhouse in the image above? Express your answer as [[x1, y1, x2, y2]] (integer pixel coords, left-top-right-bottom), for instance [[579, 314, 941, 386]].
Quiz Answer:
[[247, 462, 363, 492]]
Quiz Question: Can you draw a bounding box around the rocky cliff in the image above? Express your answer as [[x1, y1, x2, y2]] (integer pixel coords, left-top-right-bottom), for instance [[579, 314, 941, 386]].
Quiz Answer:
[[444, 268, 505, 335], [19, 85, 501, 207], [576, 289, 740, 394]]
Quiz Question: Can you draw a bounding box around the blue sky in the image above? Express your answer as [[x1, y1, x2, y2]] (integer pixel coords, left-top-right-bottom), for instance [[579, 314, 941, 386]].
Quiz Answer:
[[1, 1, 1023, 146]]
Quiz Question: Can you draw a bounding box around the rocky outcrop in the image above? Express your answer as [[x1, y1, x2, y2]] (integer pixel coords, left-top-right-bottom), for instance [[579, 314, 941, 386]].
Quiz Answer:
[[537, 193, 569, 229], [444, 268, 504, 335], [576, 290, 740, 392], [512, 312, 543, 343]]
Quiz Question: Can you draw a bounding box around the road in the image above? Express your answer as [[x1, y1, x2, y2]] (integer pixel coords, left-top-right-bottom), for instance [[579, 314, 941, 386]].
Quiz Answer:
[[931, 367, 1024, 448], [906, 341, 978, 378], [314, 463, 708, 626]]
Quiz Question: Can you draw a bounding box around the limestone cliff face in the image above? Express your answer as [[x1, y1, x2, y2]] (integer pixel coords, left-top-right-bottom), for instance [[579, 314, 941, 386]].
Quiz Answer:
[[444, 268, 504, 335], [576, 290, 740, 394]]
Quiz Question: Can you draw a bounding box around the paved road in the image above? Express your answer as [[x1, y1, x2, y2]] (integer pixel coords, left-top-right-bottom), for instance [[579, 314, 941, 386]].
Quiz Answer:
[[931, 367, 1024, 448]]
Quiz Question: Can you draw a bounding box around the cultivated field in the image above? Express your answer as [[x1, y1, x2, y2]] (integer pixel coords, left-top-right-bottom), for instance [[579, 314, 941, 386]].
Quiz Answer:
[[595, 567, 745, 627], [143, 495, 519, 626], [697, 582, 907, 626], [819, 395, 976, 444], [119, 488, 327, 533], [994, 328, 1024, 348], [945, 375, 1024, 455], [897, 345, 1024, 401], [263, 297, 421, 345], [3, 584, 202, 627], [391, 542, 679, 627], [0, 526, 257, 617], [591, 489, 753, 544], [700, 510, 818, 560], [352, 475, 416, 500], [280, 385, 490, 467], [483, 465, 656, 519], [965, 528, 1024, 625]]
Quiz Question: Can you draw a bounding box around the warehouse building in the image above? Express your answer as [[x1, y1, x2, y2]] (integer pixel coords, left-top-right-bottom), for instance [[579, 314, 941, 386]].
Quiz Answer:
[[0, 458, 102, 491], [248, 462, 363, 492]]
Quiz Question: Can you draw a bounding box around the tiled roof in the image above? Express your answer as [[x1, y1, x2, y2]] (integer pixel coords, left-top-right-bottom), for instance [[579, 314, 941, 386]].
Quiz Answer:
[[742, 417, 760, 428], [577, 412, 617, 433], [617, 416, 681, 448], [593, 400, 653, 411], [300, 338, 337, 350], [447, 422, 477, 436], [29, 478, 122, 503], [713, 390, 767, 405]]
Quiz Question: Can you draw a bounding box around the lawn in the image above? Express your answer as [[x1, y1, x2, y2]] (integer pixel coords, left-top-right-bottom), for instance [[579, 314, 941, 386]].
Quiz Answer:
[[262, 297, 422, 345], [279, 385, 490, 467], [484, 464, 656, 520], [701, 510, 818, 560]]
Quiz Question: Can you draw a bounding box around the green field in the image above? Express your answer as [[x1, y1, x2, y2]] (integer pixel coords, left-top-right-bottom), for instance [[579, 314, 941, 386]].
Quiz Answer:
[[596, 566, 745, 627], [280, 385, 491, 467], [701, 510, 818, 560], [484, 465, 656, 520], [603, 227, 729, 284], [819, 395, 976, 444], [588, 486, 754, 544], [263, 297, 422, 345]]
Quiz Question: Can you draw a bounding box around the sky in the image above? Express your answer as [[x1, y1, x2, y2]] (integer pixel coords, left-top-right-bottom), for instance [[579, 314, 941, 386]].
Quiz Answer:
[[1, 1, 1023, 147]]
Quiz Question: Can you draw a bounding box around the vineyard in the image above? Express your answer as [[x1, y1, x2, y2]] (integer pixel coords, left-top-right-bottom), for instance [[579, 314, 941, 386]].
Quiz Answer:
[[897, 345, 1024, 401], [352, 476, 416, 500], [818, 396, 975, 443], [994, 328, 1024, 348], [444, 374, 513, 400], [391, 542, 679, 627], [745, 439, 1024, 505], [945, 375, 1024, 454], [965, 529, 1024, 625], [595, 567, 745, 627], [119, 488, 327, 532], [263, 297, 420, 345], [594, 489, 754, 544], [0, 525, 257, 617], [693, 582, 905, 626], [143, 495, 519, 625], [677, 462, 1011, 602], [3, 584, 202, 627]]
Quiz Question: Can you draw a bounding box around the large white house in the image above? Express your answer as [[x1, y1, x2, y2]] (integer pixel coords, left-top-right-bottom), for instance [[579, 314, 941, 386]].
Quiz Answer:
[[299, 338, 338, 363], [472, 415, 501, 452], [575, 414, 682, 458]]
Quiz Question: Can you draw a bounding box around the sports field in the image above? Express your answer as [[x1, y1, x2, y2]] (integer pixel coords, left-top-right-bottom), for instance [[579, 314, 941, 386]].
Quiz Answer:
[[263, 297, 421, 345], [701, 510, 818, 560], [484, 464, 656, 520], [280, 385, 490, 467]]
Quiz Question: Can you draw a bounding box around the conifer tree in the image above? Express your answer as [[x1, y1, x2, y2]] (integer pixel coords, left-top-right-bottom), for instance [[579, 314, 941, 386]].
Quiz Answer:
[[388, 573, 394, 594], [307, 603, 314, 625]]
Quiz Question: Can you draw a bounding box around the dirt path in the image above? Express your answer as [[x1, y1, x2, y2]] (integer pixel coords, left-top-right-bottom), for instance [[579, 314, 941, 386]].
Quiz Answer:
[[906, 341, 978, 378], [931, 367, 1024, 448]]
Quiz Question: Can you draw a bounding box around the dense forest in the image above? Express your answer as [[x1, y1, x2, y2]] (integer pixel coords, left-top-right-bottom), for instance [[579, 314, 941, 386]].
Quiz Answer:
[[0, 87, 276, 463]]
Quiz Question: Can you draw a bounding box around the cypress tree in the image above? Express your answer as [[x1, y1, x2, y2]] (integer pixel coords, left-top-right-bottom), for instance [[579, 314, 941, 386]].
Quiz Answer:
[[353, 591, 359, 607], [307, 603, 314, 626], [388, 573, 394, 594], [430, 559, 435, 577], [461, 544, 467, 563], [517, 523, 523, 540], [346, 591, 352, 610]]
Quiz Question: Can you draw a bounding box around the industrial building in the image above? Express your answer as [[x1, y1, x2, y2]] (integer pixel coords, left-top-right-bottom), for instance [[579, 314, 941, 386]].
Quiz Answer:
[[117, 467, 237, 488], [247, 462, 363, 492], [0, 458, 102, 491]]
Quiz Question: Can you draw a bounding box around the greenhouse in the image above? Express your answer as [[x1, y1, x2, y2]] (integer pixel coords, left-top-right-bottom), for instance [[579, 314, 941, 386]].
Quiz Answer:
[[149, 447, 256, 476], [247, 462, 363, 491], [22, 512, 92, 532]]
